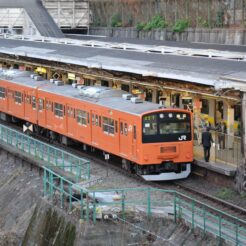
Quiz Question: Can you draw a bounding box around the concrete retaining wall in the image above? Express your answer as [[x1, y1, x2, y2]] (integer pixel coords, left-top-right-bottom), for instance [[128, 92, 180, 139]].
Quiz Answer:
[[89, 27, 246, 45]]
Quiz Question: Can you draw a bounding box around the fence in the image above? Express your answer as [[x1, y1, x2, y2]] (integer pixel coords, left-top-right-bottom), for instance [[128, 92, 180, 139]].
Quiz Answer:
[[0, 123, 90, 181], [44, 167, 246, 246], [194, 128, 242, 167]]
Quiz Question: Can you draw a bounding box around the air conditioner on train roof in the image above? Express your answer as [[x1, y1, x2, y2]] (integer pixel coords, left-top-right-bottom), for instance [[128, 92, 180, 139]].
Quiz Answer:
[[54, 80, 64, 86], [34, 75, 43, 81], [131, 97, 143, 104], [122, 94, 132, 100]]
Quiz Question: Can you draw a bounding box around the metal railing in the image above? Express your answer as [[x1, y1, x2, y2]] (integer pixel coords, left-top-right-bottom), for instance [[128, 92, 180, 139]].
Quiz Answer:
[[0, 124, 90, 181], [44, 167, 246, 246], [194, 128, 242, 167]]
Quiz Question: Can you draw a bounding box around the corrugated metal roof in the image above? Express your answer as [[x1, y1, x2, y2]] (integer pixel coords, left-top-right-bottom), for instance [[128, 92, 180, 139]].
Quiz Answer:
[[0, 37, 246, 88]]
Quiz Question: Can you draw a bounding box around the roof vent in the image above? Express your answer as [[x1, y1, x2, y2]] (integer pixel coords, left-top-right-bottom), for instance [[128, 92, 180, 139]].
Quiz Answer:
[[122, 94, 132, 100], [131, 97, 143, 104], [72, 83, 77, 88], [77, 85, 84, 90], [34, 75, 43, 81], [54, 80, 64, 86], [30, 74, 37, 79]]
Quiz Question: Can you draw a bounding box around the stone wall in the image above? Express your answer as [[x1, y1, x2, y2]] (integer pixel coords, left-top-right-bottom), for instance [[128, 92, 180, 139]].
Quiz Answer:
[[89, 27, 246, 45]]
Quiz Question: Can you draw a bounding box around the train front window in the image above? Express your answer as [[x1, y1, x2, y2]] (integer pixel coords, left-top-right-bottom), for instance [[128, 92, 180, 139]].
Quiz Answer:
[[159, 122, 190, 134], [142, 112, 191, 143], [143, 115, 157, 136]]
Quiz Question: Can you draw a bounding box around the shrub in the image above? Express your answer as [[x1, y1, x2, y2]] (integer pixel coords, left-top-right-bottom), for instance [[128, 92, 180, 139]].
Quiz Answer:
[[215, 10, 224, 27], [172, 19, 189, 33], [143, 15, 168, 31], [197, 17, 209, 28], [110, 13, 122, 27], [136, 22, 145, 31], [136, 15, 167, 32]]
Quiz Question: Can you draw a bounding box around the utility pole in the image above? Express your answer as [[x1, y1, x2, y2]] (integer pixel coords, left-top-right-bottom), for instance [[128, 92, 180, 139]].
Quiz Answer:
[[235, 91, 246, 194]]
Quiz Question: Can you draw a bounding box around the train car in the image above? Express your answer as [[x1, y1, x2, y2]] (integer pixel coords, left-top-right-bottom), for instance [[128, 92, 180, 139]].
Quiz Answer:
[[0, 69, 193, 181]]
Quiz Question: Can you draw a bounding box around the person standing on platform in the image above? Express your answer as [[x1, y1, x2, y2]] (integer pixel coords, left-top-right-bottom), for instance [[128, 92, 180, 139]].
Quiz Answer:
[[202, 127, 214, 162]]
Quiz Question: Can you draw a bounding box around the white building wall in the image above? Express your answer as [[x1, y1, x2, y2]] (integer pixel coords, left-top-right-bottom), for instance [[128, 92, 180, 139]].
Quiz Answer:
[[0, 8, 40, 36], [42, 0, 90, 29]]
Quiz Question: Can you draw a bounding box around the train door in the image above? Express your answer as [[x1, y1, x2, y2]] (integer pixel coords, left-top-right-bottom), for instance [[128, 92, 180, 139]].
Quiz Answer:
[[37, 98, 45, 126], [91, 111, 100, 147], [0, 86, 7, 112], [24, 93, 32, 121], [119, 119, 129, 156], [45, 99, 53, 129]]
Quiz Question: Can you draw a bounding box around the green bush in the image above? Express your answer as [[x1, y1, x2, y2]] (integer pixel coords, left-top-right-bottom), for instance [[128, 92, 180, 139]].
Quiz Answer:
[[215, 10, 224, 27], [136, 15, 168, 32], [110, 13, 122, 27], [143, 15, 168, 31], [136, 22, 145, 31], [197, 17, 209, 28], [172, 19, 189, 33]]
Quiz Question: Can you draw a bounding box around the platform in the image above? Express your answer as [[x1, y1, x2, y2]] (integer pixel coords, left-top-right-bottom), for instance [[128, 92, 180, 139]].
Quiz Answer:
[[194, 159, 236, 177]]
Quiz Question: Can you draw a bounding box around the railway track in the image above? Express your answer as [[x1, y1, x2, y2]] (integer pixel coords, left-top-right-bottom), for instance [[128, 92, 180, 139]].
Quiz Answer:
[[1, 120, 246, 224]]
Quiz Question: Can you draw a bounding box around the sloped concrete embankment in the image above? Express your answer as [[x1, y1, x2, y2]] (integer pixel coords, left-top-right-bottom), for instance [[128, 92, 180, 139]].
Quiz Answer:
[[0, 150, 224, 245]]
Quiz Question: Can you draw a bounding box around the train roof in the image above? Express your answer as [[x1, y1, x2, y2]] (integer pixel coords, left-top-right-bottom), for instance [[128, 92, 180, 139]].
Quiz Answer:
[[0, 70, 162, 115]]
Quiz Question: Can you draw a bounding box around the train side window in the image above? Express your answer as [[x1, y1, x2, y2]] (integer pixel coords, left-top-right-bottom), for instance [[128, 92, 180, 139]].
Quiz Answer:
[[54, 103, 63, 117], [115, 121, 118, 133], [133, 125, 137, 140], [32, 97, 36, 109], [14, 91, 22, 104], [38, 99, 43, 111], [0, 87, 6, 99], [120, 122, 123, 134], [77, 109, 87, 125], [102, 117, 114, 135], [124, 123, 128, 136], [92, 114, 95, 125]]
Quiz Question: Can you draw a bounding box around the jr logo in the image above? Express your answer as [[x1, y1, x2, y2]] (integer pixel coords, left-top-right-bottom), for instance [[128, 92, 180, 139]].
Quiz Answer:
[[178, 135, 187, 141]]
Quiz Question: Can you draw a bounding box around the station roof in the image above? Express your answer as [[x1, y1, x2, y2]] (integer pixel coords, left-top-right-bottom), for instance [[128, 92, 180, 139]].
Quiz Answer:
[[0, 36, 246, 90]]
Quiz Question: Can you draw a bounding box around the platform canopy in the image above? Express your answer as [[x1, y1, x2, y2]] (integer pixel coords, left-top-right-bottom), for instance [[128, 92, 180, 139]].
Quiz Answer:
[[0, 36, 246, 90]]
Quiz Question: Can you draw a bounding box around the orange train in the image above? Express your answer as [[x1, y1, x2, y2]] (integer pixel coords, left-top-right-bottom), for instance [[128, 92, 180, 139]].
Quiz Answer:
[[0, 69, 193, 181]]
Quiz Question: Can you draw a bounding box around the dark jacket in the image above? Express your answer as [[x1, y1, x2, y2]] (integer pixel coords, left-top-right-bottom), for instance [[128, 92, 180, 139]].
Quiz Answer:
[[202, 131, 214, 147]]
